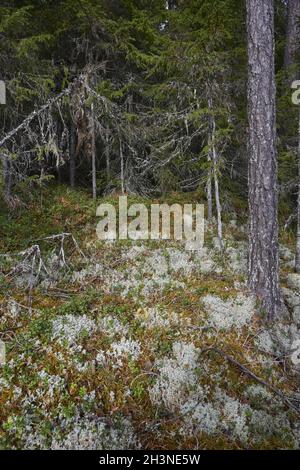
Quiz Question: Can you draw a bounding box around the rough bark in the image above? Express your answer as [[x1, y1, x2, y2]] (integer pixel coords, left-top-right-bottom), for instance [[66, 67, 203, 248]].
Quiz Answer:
[[247, 0, 282, 320], [284, 0, 300, 69], [284, 1, 300, 272], [296, 108, 300, 272]]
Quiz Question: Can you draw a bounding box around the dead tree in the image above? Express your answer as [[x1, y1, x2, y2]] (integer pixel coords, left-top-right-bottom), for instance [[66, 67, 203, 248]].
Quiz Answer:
[[91, 102, 97, 199], [208, 96, 223, 249]]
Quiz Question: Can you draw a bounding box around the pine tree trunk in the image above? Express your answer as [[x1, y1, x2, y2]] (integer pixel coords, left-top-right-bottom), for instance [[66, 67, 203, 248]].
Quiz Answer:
[[295, 108, 300, 272], [284, 0, 300, 271], [284, 0, 300, 69], [247, 0, 282, 320]]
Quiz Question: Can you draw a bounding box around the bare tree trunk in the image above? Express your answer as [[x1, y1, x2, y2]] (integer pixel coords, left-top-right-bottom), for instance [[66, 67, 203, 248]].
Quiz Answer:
[[91, 103, 97, 200], [284, 0, 300, 69], [69, 122, 76, 188], [208, 97, 223, 248], [214, 156, 224, 250], [206, 156, 213, 221], [247, 0, 282, 320], [105, 129, 110, 183], [120, 138, 125, 194], [296, 108, 300, 272], [212, 146, 223, 249], [206, 115, 213, 221]]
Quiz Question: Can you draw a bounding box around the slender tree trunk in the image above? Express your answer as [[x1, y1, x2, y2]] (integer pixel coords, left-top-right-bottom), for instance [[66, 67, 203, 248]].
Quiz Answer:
[[91, 103, 97, 199], [69, 122, 76, 188], [120, 138, 125, 194], [247, 0, 282, 320], [206, 104, 213, 221], [206, 156, 213, 221], [212, 139, 223, 250], [208, 97, 223, 248], [105, 129, 110, 183], [296, 108, 300, 272]]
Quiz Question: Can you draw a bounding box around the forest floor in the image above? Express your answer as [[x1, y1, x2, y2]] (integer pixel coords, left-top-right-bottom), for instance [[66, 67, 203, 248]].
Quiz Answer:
[[0, 186, 300, 450]]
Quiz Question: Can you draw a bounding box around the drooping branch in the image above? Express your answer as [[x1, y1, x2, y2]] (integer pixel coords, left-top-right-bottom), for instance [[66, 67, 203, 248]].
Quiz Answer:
[[0, 85, 74, 148]]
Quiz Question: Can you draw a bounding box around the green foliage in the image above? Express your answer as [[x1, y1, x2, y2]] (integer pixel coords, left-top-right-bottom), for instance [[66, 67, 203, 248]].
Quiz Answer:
[[0, 185, 96, 252], [0, 0, 298, 228], [56, 290, 97, 317]]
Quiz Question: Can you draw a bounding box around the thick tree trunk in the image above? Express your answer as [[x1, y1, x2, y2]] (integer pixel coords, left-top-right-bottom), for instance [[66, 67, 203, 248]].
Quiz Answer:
[[284, 0, 300, 69], [296, 108, 300, 272], [284, 1, 300, 271], [247, 0, 282, 320]]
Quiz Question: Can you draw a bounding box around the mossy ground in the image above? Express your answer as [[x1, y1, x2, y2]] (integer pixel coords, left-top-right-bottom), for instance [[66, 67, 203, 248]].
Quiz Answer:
[[0, 185, 299, 449]]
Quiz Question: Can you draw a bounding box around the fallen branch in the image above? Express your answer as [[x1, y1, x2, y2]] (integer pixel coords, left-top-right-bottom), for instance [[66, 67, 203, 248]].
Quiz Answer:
[[201, 346, 300, 415], [35, 232, 87, 263], [0, 233, 86, 289], [2, 244, 49, 287]]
